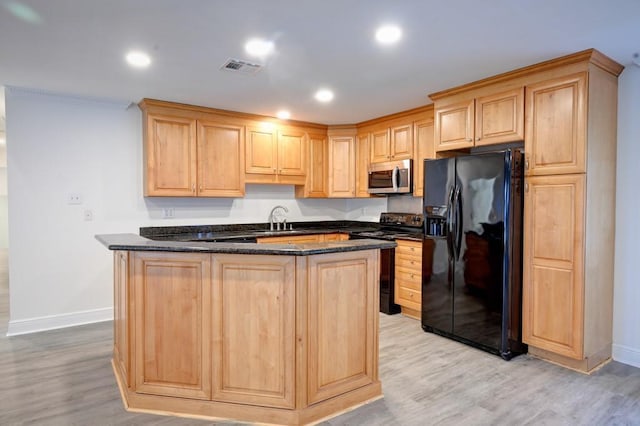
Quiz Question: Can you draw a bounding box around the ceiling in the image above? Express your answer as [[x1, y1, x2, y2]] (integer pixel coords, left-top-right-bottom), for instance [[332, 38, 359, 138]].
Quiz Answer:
[[0, 0, 639, 125]]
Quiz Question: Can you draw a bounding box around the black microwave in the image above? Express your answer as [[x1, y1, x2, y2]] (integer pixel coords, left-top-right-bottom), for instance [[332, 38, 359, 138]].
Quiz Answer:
[[367, 159, 412, 195]]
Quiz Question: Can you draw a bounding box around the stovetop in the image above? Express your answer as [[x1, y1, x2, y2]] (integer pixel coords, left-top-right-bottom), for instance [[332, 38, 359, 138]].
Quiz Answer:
[[354, 212, 424, 241]]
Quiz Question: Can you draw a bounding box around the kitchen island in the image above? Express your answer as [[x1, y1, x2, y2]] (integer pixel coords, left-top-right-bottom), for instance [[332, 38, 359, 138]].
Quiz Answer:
[[97, 233, 395, 425]]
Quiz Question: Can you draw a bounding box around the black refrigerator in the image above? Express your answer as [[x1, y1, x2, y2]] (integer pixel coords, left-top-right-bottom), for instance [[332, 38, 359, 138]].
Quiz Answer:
[[421, 150, 526, 359]]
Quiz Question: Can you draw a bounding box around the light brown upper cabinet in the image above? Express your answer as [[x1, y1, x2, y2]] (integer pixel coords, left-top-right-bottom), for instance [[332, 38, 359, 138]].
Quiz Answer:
[[370, 123, 413, 163], [197, 120, 245, 197], [355, 132, 371, 198], [412, 111, 435, 198], [296, 133, 328, 198], [141, 103, 245, 197], [245, 126, 307, 185], [524, 73, 587, 175], [328, 131, 356, 197], [434, 88, 524, 152]]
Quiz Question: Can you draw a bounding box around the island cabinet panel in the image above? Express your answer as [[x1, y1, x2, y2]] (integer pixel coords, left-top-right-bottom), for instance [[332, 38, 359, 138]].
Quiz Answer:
[[145, 113, 197, 196], [113, 251, 131, 387], [306, 251, 378, 404], [211, 255, 296, 409], [522, 174, 585, 359], [197, 121, 245, 197], [525, 73, 587, 176], [131, 252, 212, 400]]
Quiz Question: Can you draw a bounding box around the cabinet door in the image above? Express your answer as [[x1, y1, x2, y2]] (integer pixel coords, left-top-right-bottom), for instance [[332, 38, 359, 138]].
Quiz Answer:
[[390, 123, 413, 160], [278, 128, 307, 176], [305, 133, 328, 197], [322, 233, 349, 242], [245, 126, 277, 175], [413, 118, 435, 197], [113, 251, 130, 387], [475, 87, 524, 146], [197, 121, 245, 197], [394, 240, 422, 313], [355, 132, 371, 198], [145, 113, 197, 196], [212, 255, 296, 409], [525, 73, 587, 175], [328, 135, 356, 197], [434, 99, 474, 151], [370, 128, 391, 163], [522, 174, 585, 359], [132, 252, 212, 399], [256, 234, 322, 244], [306, 250, 378, 404]]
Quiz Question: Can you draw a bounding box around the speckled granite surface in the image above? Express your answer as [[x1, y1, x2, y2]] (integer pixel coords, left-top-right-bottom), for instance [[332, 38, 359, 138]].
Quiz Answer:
[[96, 233, 396, 256], [137, 221, 422, 242], [139, 220, 379, 239]]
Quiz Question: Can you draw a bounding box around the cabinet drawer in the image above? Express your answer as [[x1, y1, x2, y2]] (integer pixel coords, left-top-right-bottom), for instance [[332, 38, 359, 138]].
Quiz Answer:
[[396, 240, 422, 252], [396, 277, 421, 291], [395, 286, 421, 310], [396, 269, 421, 285], [396, 256, 421, 271]]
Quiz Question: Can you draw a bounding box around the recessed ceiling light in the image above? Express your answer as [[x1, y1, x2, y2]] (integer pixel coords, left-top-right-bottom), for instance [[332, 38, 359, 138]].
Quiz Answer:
[[314, 89, 334, 103], [245, 38, 275, 57], [375, 25, 402, 44], [276, 110, 291, 120], [126, 51, 151, 68]]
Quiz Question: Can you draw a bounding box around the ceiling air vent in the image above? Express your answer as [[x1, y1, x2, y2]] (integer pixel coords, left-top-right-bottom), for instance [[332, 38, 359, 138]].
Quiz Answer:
[[220, 58, 263, 75]]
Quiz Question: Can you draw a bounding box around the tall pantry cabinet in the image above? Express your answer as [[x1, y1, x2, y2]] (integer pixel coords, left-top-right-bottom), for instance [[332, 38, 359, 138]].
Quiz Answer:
[[521, 54, 623, 372]]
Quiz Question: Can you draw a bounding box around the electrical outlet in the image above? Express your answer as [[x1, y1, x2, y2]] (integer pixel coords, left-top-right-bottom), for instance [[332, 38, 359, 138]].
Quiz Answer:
[[162, 208, 175, 219], [67, 193, 83, 205], [84, 209, 93, 221]]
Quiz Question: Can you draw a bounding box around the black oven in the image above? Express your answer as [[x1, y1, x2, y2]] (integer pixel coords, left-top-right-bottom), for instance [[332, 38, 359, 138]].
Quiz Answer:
[[352, 212, 424, 315]]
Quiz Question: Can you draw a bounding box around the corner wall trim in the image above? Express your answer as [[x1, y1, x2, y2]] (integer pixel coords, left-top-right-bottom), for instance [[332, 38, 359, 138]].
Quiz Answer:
[[6, 307, 113, 336], [612, 343, 640, 369]]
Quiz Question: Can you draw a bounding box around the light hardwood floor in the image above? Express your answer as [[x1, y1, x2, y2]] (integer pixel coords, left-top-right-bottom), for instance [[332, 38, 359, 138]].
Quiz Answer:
[[0, 250, 638, 425]]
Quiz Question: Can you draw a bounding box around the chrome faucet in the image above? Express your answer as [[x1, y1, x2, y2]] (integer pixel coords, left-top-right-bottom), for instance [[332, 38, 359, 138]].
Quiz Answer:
[[268, 205, 289, 231]]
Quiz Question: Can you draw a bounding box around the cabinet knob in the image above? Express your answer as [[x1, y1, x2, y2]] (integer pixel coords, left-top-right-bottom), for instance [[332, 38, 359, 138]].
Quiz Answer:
[[199, 184, 202, 191], [525, 182, 529, 192], [192, 184, 195, 193], [466, 138, 472, 142], [476, 137, 481, 141], [525, 157, 529, 169]]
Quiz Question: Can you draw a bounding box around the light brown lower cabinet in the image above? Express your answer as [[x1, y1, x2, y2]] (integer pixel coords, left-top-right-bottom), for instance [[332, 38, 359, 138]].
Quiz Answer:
[[256, 233, 349, 244], [113, 249, 381, 425], [522, 173, 613, 372], [394, 239, 422, 319]]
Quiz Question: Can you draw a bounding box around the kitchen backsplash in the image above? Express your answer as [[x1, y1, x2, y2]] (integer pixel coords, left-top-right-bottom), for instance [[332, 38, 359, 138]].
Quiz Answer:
[[387, 195, 422, 214]]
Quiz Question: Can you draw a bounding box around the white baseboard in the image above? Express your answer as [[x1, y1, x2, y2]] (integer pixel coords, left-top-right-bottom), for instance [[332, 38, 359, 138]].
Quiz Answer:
[[6, 307, 113, 336], [612, 343, 640, 368]]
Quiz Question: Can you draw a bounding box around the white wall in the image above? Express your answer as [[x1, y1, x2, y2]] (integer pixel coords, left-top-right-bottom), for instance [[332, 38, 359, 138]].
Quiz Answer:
[[4, 87, 386, 335], [612, 65, 640, 368]]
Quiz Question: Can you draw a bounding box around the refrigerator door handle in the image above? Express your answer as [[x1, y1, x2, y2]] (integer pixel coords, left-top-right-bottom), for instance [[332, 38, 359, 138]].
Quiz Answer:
[[454, 187, 463, 260], [446, 186, 455, 259]]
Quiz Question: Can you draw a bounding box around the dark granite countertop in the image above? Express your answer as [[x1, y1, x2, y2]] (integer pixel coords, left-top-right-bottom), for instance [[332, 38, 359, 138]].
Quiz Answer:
[[138, 220, 423, 242], [96, 233, 396, 256]]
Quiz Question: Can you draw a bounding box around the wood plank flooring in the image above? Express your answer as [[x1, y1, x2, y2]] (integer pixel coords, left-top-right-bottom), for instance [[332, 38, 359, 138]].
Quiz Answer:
[[0, 249, 638, 425]]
